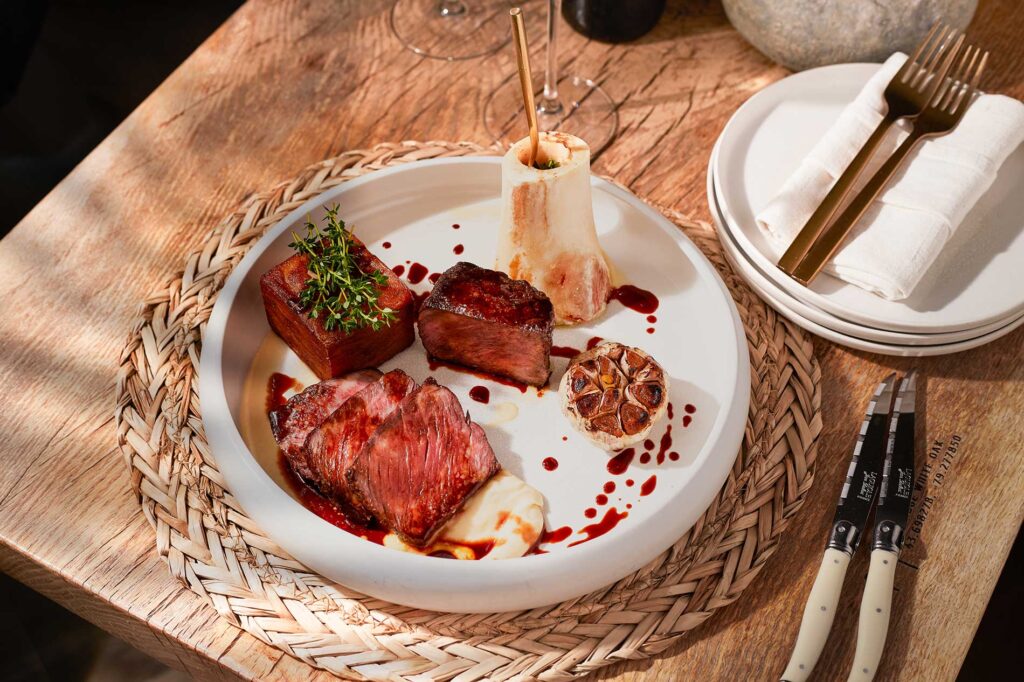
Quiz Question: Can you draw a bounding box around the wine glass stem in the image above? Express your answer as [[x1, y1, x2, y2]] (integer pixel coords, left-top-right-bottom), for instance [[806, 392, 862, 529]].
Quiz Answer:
[[539, 0, 563, 115], [437, 0, 466, 17]]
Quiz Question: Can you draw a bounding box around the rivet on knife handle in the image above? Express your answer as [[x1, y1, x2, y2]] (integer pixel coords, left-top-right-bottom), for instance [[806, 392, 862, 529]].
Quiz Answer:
[[779, 549, 851, 682]]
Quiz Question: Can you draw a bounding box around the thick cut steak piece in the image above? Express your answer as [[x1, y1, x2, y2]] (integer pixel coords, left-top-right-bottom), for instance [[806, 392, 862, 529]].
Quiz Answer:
[[418, 262, 553, 387], [269, 370, 381, 480], [260, 236, 415, 380], [348, 379, 501, 547], [302, 370, 416, 522]]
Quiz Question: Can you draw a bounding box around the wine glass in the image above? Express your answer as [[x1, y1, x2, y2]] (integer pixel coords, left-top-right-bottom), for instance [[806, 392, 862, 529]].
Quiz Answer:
[[483, 0, 618, 152], [390, 0, 515, 61]]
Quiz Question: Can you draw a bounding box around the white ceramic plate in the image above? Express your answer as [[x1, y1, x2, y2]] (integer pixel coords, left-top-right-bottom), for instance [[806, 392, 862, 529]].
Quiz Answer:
[[708, 156, 1024, 355], [714, 63, 1024, 334], [708, 138, 1024, 347], [199, 157, 749, 612]]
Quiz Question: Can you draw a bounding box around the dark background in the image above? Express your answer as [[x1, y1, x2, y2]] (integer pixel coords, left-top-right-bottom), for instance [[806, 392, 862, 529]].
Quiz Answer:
[[0, 1, 1020, 680]]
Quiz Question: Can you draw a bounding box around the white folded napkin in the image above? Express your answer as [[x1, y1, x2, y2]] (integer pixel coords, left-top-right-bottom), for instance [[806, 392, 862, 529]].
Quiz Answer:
[[756, 53, 1024, 300]]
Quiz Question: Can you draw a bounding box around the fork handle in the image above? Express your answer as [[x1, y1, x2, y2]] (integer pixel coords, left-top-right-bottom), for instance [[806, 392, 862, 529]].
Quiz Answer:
[[777, 116, 896, 274], [790, 129, 926, 284]]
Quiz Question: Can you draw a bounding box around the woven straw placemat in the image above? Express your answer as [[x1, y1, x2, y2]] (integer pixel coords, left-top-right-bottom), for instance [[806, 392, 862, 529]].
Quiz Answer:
[[115, 140, 821, 681]]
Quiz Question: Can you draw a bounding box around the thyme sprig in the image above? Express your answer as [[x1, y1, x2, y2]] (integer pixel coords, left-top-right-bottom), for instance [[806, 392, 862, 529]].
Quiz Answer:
[[289, 206, 397, 333]]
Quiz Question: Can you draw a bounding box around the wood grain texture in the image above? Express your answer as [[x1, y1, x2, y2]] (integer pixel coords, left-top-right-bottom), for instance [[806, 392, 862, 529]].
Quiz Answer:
[[0, 0, 1021, 680]]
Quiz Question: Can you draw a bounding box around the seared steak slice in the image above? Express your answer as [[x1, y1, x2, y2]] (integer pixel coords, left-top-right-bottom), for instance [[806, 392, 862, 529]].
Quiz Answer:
[[418, 262, 554, 387], [260, 236, 415, 380], [302, 370, 416, 521], [269, 370, 381, 480], [348, 379, 501, 547]]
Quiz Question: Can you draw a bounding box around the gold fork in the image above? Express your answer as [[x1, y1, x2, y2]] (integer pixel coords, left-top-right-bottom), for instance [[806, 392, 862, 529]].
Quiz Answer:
[[790, 44, 989, 285], [777, 24, 964, 276]]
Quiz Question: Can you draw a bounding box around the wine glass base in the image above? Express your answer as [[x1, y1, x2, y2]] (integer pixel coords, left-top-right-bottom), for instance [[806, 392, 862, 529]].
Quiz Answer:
[[484, 73, 618, 153], [391, 0, 513, 61]]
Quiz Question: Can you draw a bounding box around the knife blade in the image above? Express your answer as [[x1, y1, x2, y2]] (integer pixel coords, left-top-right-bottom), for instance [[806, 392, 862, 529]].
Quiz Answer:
[[848, 372, 917, 682], [780, 373, 898, 682]]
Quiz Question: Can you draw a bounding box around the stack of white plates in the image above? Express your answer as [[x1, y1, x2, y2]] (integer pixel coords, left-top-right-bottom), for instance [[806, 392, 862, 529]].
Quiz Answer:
[[708, 63, 1024, 356]]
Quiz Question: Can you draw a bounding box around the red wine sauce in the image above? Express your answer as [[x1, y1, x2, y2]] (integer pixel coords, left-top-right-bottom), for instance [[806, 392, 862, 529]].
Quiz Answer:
[[608, 284, 659, 314], [607, 448, 635, 475], [539, 525, 572, 544], [569, 507, 629, 547], [407, 262, 429, 284], [266, 373, 297, 412], [468, 386, 490, 404], [551, 345, 582, 359]]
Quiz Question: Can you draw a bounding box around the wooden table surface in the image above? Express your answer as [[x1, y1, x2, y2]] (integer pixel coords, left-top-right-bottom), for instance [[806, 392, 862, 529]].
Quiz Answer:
[[1, 1, 1022, 679]]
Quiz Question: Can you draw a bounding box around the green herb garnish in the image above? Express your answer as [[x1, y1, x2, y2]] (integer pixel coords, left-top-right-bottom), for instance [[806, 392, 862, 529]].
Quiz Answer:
[[534, 159, 560, 169], [288, 205, 397, 333]]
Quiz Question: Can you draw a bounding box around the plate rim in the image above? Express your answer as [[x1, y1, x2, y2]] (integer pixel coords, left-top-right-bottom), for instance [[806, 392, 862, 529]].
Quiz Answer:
[[198, 156, 750, 612], [713, 62, 1024, 334]]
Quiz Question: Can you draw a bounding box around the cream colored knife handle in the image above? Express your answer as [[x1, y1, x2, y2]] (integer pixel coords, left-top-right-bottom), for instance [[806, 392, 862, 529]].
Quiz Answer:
[[780, 548, 851, 682], [847, 550, 899, 681]]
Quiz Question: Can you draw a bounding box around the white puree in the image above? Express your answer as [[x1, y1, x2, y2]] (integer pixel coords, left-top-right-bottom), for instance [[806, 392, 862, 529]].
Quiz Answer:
[[240, 333, 544, 559]]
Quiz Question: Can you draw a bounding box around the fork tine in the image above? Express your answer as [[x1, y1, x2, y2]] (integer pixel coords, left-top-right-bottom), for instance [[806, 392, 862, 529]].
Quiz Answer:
[[953, 50, 988, 114], [906, 24, 950, 85], [923, 33, 965, 107], [913, 28, 963, 91], [938, 45, 977, 111], [902, 23, 943, 81]]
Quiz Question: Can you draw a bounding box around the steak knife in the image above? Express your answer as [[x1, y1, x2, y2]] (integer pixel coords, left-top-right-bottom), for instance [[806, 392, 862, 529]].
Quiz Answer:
[[848, 372, 916, 681], [780, 374, 898, 682]]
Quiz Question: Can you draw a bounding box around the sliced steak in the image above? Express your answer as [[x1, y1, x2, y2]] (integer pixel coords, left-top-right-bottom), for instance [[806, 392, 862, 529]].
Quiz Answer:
[[348, 379, 501, 547], [418, 262, 553, 387], [269, 369, 381, 480], [301, 369, 417, 522]]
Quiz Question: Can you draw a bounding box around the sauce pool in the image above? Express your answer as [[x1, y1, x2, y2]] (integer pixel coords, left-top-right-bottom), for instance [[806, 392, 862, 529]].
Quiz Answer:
[[640, 475, 658, 496], [542, 457, 559, 471], [539, 526, 572, 544], [551, 345, 581, 359], [607, 448, 635, 475], [392, 264, 406, 277], [468, 385, 490, 404], [608, 285, 659, 314], [586, 336, 604, 350], [453, 244, 464, 255], [569, 507, 629, 547], [407, 262, 429, 284], [266, 373, 297, 412]]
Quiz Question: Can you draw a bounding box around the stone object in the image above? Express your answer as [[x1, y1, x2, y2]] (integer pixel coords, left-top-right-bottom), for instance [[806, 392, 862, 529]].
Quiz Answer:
[[722, 0, 977, 72]]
